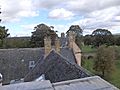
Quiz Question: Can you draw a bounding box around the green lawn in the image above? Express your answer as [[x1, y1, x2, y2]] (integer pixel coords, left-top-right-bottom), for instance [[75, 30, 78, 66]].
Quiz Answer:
[[83, 59, 94, 72], [81, 45, 96, 53], [82, 45, 120, 89]]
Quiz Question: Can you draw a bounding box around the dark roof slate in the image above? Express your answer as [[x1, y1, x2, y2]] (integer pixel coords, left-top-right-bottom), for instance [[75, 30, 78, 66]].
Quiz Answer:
[[24, 50, 90, 83], [60, 48, 76, 64]]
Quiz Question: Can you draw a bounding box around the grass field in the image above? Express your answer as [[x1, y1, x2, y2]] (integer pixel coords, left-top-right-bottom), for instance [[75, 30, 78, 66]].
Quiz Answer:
[[81, 45, 96, 53], [82, 45, 120, 89]]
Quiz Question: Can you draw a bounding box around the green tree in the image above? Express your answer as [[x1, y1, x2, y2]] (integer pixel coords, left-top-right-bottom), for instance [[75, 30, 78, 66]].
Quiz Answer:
[[66, 25, 83, 36], [66, 25, 83, 47], [30, 23, 57, 47], [4, 37, 30, 48], [92, 29, 114, 47], [0, 7, 1, 22], [93, 45, 115, 79], [115, 36, 120, 46], [83, 34, 93, 45], [0, 26, 10, 47]]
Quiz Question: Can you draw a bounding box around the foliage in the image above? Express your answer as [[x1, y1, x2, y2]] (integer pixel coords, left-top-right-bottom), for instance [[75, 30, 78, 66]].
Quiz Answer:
[[82, 45, 120, 88], [66, 25, 83, 36], [3, 37, 30, 48], [82, 59, 94, 73], [0, 7, 1, 22], [93, 45, 115, 79], [83, 57, 120, 88], [115, 36, 120, 46], [0, 26, 10, 47], [92, 29, 114, 47], [30, 23, 57, 47], [66, 25, 83, 47], [83, 35, 93, 45]]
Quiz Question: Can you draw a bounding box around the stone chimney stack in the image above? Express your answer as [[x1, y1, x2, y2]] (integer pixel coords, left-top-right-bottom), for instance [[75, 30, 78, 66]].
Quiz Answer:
[[55, 37, 60, 53], [68, 31, 76, 48], [61, 33, 65, 38], [44, 37, 51, 57]]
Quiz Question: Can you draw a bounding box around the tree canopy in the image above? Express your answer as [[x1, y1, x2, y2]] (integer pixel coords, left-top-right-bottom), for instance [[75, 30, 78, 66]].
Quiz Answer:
[[30, 23, 57, 47], [66, 25, 83, 48], [91, 29, 114, 47], [83, 35, 93, 45], [0, 8, 1, 22], [0, 26, 10, 47], [66, 25, 83, 37], [93, 45, 115, 79]]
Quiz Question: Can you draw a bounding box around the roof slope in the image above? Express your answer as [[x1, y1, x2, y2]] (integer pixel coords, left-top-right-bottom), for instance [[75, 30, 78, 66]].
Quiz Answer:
[[1, 76, 119, 90], [24, 50, 90, 83], [0, 48, 44, 84], [60, 48, 76, 64], [53, 76, 119, 90]]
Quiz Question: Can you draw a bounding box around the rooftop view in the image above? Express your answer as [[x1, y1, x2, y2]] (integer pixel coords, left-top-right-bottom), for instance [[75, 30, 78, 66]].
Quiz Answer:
[[0, 0, 120, 90]]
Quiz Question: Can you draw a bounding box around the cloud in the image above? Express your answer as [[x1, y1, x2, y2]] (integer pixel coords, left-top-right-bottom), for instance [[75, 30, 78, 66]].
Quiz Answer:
[[65, 0, 120, 13], [1, 0, 120, 36], [34, 0, 120, 27], [33, 0, 66, 9], [1, 0, 39, 23], [48, 8, 74, 19], [70, 5, 120, 34], [20, 23, 70, 37]]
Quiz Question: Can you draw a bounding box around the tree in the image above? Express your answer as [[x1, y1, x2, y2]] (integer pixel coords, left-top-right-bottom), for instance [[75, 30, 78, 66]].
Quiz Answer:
[[83, 34, 93, 45], [114, 36, 120, 46], [92, 29, 113, 47], [0, 26, 10, 47], [0, 7, 1, 22], [30, 23, 57, 47], [66, 25, 83, 47], [67, 25, 83, 36], [93, 45, 115, 79]]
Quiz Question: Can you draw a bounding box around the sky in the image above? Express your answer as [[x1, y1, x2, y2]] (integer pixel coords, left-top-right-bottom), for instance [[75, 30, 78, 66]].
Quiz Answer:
[[0, 0, 120, 37]]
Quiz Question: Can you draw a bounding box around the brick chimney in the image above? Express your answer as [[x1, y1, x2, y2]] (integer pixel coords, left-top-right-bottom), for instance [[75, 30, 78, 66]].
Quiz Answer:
[[44, 37, 51, 57]]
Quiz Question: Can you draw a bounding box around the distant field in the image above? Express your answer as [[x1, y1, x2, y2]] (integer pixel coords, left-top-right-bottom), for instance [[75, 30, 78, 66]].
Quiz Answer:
[[82, 45, 120, 89]]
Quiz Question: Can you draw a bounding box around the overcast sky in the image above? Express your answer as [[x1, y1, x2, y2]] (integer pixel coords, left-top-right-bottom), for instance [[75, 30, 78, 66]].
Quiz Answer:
[[1, 0, 120, 36]]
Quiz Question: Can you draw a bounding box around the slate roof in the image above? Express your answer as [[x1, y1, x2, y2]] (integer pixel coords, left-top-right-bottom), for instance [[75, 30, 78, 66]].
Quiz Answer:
[[0, 46, 77, 84], [60, 37, 68, 47], [0, 48, 44, 62], [53, 76, 119, 90], [24, 50, 90, 83], [0, 76, 119, 90], [0, 80, 53, 90], [0, 48, 44, 84], [60, 48, 76, 64]]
